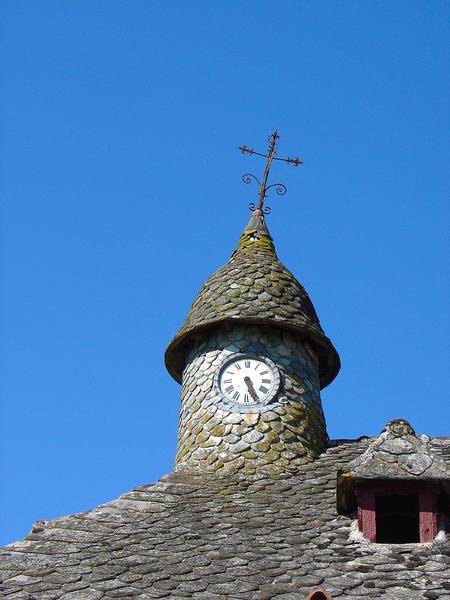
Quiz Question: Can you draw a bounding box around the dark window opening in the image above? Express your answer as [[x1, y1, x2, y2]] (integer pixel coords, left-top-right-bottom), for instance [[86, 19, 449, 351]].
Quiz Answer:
[[375, 495, 420, 543]]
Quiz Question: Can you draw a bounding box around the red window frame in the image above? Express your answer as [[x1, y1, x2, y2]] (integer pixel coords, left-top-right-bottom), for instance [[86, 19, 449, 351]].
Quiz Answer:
[[355, 481, 438, 543]]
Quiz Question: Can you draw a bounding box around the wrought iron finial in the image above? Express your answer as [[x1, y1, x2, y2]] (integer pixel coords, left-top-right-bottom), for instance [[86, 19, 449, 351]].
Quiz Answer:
[[238, 130, 303, 214]]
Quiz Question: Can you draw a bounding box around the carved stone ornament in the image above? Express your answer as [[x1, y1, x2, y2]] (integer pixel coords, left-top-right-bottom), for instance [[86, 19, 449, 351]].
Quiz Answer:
[[385, 418, 416, 437]]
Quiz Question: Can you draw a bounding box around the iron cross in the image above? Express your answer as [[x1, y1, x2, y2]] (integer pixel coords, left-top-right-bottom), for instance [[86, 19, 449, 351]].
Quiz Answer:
[[238, 130, 303, 214]]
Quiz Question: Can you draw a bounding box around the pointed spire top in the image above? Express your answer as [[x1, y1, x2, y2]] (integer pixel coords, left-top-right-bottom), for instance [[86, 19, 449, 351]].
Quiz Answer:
[[238, 130, 303, 216], [243, 208, 271, 237]]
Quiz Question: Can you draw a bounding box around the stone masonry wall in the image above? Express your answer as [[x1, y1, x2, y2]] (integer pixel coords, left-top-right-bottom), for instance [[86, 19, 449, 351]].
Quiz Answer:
[[175, 324, 328, 477]]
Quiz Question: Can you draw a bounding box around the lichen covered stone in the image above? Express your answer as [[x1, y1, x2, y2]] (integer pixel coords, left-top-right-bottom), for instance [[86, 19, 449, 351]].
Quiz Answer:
[[175, 324, 327, 475]]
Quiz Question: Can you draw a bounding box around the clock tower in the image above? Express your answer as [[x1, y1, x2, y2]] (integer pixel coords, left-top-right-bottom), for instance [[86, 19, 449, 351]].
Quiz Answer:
[[165, 133, 340, 478]]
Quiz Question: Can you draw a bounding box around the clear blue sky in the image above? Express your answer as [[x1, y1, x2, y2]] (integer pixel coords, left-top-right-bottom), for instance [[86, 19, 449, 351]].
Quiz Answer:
[[1, 1, 448, 545]]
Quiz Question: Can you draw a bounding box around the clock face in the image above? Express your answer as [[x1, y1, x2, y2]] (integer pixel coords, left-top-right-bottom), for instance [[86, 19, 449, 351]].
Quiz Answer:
[[216, 355, 280, 407]]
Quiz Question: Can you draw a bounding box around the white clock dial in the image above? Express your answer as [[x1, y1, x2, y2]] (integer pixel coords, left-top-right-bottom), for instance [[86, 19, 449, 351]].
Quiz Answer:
[[217, 356, 279, 406]]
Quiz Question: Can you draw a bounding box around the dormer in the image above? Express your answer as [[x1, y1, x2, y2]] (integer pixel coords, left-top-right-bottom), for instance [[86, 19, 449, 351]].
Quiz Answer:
[[337, 419, 450, 543]]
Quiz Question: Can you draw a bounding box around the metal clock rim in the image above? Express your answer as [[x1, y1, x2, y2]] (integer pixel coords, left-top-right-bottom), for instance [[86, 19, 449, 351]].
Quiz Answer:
[[213, 352, 281, 411]]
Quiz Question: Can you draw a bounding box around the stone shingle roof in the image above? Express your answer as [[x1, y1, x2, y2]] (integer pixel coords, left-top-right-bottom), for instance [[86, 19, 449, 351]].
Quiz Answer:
[[1, 438, 449, 600], [165, 210, 340, 390]]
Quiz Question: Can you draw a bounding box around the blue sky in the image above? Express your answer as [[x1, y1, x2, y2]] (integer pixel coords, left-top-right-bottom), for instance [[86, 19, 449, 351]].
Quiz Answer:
[[1, 1, 448, 545]]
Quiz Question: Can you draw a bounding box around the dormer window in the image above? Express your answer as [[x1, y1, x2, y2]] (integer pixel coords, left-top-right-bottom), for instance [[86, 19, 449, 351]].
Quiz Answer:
[[355, 481, 438, 543], [336, 420, 449, 545]]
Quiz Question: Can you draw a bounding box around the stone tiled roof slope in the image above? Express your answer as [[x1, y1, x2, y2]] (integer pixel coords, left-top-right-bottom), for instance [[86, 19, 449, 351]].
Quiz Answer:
[[1, 438, 449, 600], [165, 210, 340, 389]]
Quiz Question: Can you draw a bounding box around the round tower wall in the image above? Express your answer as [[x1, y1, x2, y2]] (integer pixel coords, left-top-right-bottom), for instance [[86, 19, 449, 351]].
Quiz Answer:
[[175, 324, 327, 477]]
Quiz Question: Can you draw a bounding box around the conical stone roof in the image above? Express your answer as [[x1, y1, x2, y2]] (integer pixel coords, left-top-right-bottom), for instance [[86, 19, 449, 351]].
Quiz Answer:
[[165, 209, 340, 388]]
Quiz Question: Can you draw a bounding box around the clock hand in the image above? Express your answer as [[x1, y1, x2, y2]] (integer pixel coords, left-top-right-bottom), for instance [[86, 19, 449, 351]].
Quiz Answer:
[[244, 376, 259, 402]]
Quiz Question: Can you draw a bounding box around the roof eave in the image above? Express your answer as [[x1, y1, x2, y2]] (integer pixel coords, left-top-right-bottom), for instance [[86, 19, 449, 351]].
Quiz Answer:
[[164, 316, 340, 389]]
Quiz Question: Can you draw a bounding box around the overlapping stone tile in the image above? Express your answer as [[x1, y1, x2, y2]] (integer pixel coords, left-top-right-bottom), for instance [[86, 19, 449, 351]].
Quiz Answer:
[[1, 439, 448, 599]]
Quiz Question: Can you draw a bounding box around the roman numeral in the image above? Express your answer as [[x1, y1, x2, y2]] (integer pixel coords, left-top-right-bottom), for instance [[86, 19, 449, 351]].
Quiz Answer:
[[235, 363, 241, 370], [262, 378, 271, 384], [260, 370, 269, 375], [259, 385, 268, 394], [225, 385, 234, 393], [244, 360, 250, 368], [223, 379, 232, 384], [243, 393, 249, 403], [232, 391, 240, 401]]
